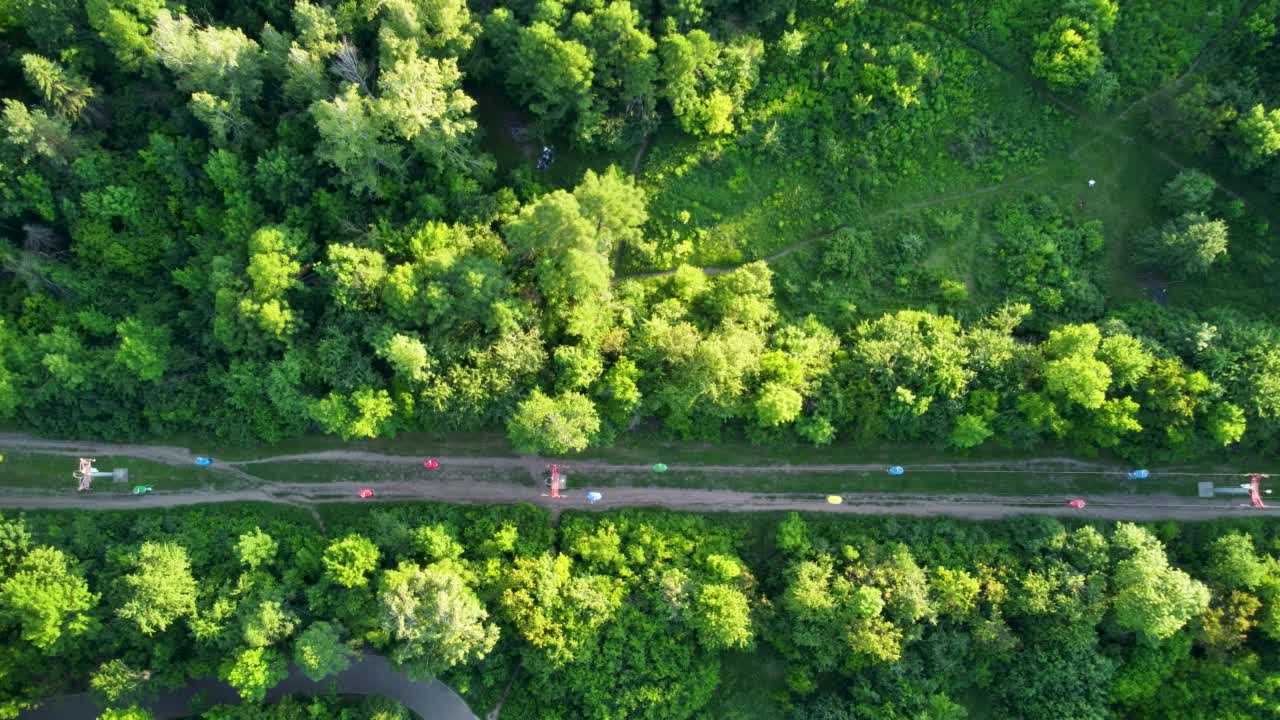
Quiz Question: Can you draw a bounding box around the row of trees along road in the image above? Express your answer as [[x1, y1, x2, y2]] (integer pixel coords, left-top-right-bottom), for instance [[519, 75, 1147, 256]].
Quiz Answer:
[[2, 505, 1280, 719]]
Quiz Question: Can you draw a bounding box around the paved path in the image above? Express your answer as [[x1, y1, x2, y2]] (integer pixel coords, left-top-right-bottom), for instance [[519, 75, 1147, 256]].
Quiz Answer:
[[18, 653, 476, 720]]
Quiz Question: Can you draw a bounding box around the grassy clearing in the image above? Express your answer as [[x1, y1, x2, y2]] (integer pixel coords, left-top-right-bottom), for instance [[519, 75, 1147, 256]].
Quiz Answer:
[[0, 453, 227, 491], [1143, 131, 1280, 317], [243, 459, 531, 487], [623, 15, 1024, 274], [638, 137, 828, 269], [181, 430, 520, 462], [690, 96, 1258, 327], [5, 420, 1171, 470], [1052, 127, 1170, 304], [469, 84, 635, 189], [617, 0, 1280, 334], [18, 502, 321, 532], [573, 429, 1280, 472]]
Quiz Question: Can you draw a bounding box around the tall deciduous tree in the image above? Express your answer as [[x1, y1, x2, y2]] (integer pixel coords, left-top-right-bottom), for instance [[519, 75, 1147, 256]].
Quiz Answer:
[[0, 513, 32, 575], [1136, 212, 1229, 278], [113, 318, 171, 383], [20, 55, 93, 121], [90, 659, 151, 706], [689, 582, 753, 650], [1233, 104, 1280, 170], [151, 10, 265, 100], [378, 334, 430, 382], [116, 543, 198, 636], [235, 528, 278, 570], [507, 20, 595, 130], [1042, 324, 1112, 410], [323, 535, 381, 589], [378, 561, 499, 678], [780, 556, 905, 672], [659, 30, 762, 136], [949, 413, 994, 449], [294, 621, 355, 681], [2, 99, 73, 166], [931, 567, 981, 619], [507, 389, 600, 454], [311, 85, 404, 198], [1032, 17, 1102, 90], [500, 553, 623, 666], [1110, 524, 1211, 643], [0, 546, 98, 651], [1159, 169, 1216, 213], [240, 597, 298, 648], [96, 706, 154, 720], [570, 1, 659, 146], [220, 647, 288, 701], [86, 0, 165, 70], [755, 382, 803, 427], [322, 245, 388, 312], [1098, 335, 1154, 390], [1207, 401, 1247, 445], [572, 167, 647, 253], [1207, 532, 1267, 590], [374, 41, 477, 168]]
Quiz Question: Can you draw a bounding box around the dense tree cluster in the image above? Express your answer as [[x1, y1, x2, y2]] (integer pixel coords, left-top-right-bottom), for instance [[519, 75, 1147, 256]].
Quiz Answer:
[[1140, 0, 1280, 190], [0, 503, 555, 718], [2, 505, 1280, 719], [772, 512, 1280, 720], [2, 0, 1279, 465]]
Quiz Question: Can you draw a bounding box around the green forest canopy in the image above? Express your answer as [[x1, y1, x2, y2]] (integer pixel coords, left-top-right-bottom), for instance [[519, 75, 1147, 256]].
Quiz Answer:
[[1, 0, 1280, 463], [2, 504, 1280, 719]]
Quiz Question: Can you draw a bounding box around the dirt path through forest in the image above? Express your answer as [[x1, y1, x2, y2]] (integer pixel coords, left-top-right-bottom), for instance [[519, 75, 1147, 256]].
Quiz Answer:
[[0, 433, 1270, 521], [617, 176, 1034, 281], [1100, 0, 1266, 131], [0, 434, 264, 483], [0, 478, 1268, 521]]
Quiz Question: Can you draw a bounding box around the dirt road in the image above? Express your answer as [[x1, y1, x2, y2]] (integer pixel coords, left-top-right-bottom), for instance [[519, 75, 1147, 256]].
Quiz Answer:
[[1, 433, 1270, 521], [0, 477, 1269, 522]]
